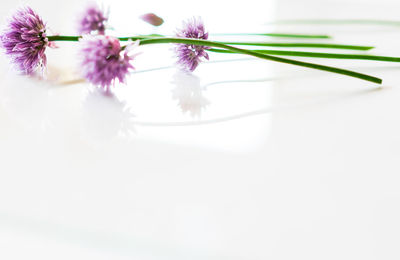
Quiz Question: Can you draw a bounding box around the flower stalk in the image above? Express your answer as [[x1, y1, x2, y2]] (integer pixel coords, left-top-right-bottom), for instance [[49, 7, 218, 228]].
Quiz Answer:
[[138, 37, 382, 84], [47, 36, 373, 51], [270, 19, 400, 27], [46, 35, 382, 83], [208, 49, 400, 62], [211, 33, 332, 38]]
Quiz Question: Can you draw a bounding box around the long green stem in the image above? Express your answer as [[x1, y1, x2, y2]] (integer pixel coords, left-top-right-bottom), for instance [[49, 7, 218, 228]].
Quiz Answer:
[[138, 37, 381, 84], [269, 19, 400, 26], [47, 36, 146, 41], [47, 36, 374, 51], [216, 42, 373, 50], [143, 33, 333, 39], [46, 35, 382, 84], [208, 49, 400, 62], [47, 33, 333, 40], [123, 33, 333, 39], [211, 33, 332, 39]]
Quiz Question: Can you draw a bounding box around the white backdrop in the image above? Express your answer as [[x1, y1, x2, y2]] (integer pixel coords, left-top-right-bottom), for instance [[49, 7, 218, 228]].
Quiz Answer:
[[1, 0, 400, 259]]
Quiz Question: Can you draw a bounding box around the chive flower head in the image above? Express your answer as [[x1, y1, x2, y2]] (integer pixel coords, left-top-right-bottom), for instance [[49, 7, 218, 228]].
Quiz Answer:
[[0, 7, 49, 74], [79, 35, 138, 91], [175, 17, 210, 72], [77, 2, 108, 35]]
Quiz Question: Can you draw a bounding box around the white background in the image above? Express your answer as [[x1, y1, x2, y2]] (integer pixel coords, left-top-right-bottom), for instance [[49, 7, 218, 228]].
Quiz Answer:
[[1, 0, 400, 259]]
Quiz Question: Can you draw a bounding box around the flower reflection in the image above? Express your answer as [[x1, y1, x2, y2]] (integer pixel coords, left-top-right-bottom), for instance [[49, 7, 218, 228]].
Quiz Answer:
[[171, 71, 210, 118], [81, 88, 136, 142]]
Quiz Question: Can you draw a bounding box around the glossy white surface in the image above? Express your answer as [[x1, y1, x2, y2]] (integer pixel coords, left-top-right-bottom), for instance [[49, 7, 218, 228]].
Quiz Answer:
[[1, 0, 400, 259]]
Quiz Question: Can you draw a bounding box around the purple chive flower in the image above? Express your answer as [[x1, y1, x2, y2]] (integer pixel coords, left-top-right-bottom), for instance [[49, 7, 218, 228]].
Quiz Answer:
[[79, 35, 138, 91], [77, 2, 108, 35], [175, 17, 210, 72], [0, 7, 49, 74]]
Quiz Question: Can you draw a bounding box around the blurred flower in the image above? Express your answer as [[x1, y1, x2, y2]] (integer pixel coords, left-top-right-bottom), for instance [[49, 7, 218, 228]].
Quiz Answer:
[[175, 17, 210, 72], [171, 71, 210, 118], [140, 13, 164, 26], [79, 35, 138, 91], [82, 88, 136, 142], [0, 7, 49, 74], [77, 2, 108, 35]]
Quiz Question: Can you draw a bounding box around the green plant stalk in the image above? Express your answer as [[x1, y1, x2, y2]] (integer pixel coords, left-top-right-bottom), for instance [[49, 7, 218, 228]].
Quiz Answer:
[[217, 42, 373, 50], [138, 37, 381, 84], [47, 36, 373, 51], [211, 33, 331, 38], [143, 33, 333, 39], [208, 48, 400, 62], [46, 36, 382, 84], [270, 19, 400, 26]]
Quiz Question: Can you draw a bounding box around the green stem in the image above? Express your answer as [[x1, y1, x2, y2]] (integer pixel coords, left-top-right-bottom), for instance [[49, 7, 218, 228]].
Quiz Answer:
[[47, 36, 146, 41], [48, 36, 81, 41], [208, 49, 400, 62], [217, 42, 373, 50], [47, 33, 333, 41], [46, 35, 382, 84], [47, 36, 374, 51], [138, 37, 381, 84], [211, 33, 332, 39], [270, 19, 400, 26]]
